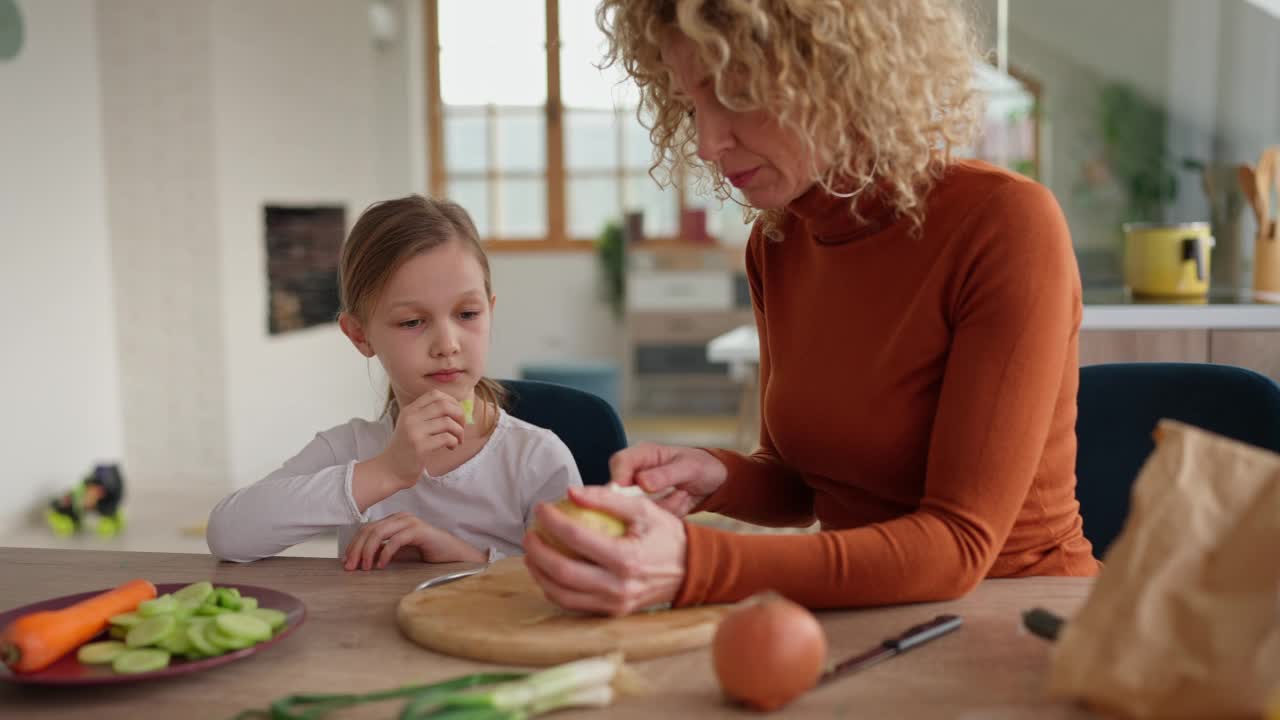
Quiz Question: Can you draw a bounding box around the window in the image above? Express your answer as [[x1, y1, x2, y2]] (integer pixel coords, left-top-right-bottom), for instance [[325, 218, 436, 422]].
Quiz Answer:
[[426, 0, 687, 250]]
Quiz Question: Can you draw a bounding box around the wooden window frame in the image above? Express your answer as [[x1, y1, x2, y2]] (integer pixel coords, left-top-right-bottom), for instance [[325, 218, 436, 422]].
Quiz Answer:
[[424, 0, 689, 252]]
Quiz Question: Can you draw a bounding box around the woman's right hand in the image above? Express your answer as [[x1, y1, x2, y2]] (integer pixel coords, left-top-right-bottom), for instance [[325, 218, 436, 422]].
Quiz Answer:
[[608, 444, 729, 517], [378, 390, 466, 488]]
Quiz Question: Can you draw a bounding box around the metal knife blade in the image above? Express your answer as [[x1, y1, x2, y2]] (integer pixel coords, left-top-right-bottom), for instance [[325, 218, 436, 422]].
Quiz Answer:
[[818, 614, 963, 685], [412, 565, 487, 592]]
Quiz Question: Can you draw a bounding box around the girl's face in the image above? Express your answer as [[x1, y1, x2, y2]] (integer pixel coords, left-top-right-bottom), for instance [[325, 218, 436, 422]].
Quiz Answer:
[[660, 31, 826, 210], [341, 240, 494, 407]]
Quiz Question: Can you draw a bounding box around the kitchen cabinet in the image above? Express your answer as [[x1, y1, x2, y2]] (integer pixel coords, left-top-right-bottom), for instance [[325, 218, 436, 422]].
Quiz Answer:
[[1078, 328, 1280, 385], [622, 246, 751, 417], [1078, 329, 1209, 365], [1208, 329, 1280, 384]]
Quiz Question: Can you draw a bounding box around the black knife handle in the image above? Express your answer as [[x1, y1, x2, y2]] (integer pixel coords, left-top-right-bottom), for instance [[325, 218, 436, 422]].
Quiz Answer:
[[882, 614, 963, 651], [1021, 607, 1064, 641]]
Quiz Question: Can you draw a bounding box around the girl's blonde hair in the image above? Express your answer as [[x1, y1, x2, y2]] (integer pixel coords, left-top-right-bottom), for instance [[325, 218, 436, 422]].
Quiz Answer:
[[596, 0, 984, 233], [339, 195, 506, 428]]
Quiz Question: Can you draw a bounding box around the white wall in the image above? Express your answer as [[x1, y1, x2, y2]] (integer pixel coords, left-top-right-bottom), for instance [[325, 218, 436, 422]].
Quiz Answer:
[[488, 254, 620, 380], [1008, 0, 1172, 103], [0, 0, 123, 520], [211, 0, 414, 488], [1165, 0, 1221, 227], [96, 0, 230, 494], [1005, 0, 1172, 252]]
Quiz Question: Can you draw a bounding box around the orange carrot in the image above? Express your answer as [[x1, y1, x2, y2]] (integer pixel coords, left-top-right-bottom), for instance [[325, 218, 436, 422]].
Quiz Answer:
[[1, 578, 156, 673]]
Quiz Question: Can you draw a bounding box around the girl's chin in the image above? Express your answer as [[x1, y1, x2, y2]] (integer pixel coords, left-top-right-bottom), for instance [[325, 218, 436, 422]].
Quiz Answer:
[[406, 380, 475, 401]]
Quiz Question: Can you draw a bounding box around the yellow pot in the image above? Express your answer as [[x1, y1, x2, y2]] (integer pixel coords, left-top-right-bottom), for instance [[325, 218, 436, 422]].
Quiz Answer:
[[1123, 222, 1215, 298]]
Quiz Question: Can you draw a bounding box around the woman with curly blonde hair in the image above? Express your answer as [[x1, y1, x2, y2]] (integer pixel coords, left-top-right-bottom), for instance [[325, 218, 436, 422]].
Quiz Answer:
[[525, 0, 1100, 614]]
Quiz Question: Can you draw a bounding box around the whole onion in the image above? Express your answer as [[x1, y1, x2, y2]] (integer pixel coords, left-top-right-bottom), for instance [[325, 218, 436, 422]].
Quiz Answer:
[[712, 593, 828, 711]]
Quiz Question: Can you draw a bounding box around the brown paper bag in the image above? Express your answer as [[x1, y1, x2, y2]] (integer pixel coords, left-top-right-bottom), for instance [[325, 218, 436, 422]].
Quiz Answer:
[[1047, 419, 1280, 719]]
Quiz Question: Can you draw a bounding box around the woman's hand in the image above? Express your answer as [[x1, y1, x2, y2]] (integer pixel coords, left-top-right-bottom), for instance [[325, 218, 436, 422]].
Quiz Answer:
[[609, 443, 729, 517], [344, 512, 485, 570], [522, 486, 688, 617], [378, 390, 467, 488]]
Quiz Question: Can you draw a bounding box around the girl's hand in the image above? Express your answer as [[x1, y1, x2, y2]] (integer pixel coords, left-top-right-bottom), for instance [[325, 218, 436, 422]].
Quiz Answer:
[[608, 444, 729, 517], [343, 512, 485, 570], [378, 390, 467, 488], [522, 486, 687, 617]]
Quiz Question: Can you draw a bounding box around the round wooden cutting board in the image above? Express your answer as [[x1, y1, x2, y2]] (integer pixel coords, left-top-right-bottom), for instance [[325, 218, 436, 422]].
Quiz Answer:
[[396, 558, 730, 666]]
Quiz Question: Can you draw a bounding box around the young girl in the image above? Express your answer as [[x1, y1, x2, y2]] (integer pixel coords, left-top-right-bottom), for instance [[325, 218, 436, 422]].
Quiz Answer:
[[207, 196, 582, 568]]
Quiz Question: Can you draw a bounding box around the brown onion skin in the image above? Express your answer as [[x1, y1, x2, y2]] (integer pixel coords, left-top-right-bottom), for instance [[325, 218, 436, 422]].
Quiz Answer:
[[712, 594, 828, 711]]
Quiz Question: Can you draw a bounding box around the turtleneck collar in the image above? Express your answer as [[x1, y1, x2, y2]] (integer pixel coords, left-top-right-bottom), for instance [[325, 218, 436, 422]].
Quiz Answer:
[[785, 177, 900, 244]]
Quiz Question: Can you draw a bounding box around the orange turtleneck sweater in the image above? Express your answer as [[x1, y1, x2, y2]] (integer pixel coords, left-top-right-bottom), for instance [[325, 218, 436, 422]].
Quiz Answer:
[[674, 160, 1100, 609]]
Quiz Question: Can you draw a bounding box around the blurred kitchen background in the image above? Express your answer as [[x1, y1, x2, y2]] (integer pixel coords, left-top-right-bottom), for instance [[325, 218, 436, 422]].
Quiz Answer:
[[2, 0, 1279, 553]]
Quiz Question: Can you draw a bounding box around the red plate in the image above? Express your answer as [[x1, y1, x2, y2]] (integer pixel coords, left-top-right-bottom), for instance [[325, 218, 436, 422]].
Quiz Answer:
[[0, 583, 306, 686]]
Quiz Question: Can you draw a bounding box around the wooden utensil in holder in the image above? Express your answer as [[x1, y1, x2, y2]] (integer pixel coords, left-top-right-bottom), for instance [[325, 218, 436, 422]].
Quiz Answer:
[[1247, 147, 1280, 302]]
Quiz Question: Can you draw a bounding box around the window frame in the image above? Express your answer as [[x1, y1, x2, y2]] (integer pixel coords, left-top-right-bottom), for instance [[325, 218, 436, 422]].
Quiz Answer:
[[424, 0, 690, 252]]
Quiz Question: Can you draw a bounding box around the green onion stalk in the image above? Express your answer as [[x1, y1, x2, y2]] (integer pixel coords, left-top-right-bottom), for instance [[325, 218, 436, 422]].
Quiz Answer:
[[233, 653, 625, 720]]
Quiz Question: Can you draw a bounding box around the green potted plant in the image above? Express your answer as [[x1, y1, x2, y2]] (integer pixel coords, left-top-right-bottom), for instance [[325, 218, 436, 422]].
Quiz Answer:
[[596, 221, 626, 320], [1098, 82, 1179, 223]]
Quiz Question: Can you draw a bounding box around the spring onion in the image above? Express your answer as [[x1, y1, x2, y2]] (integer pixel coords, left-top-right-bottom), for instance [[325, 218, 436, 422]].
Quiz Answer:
[[422, 654, 622, 718], [250, 672, 526, 720], [237, 654, 627, 720]]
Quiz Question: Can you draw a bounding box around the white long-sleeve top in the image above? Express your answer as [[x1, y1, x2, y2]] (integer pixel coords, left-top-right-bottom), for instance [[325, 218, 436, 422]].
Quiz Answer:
[[206, 409, 582, 562]]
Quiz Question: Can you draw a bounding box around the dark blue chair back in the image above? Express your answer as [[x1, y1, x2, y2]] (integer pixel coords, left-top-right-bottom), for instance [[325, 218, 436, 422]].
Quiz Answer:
[[500, 379, 627, 486], [1075, 362, 1280, 556]]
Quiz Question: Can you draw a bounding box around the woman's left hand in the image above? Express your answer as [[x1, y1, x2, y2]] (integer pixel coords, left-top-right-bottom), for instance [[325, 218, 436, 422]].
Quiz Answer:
[[522, 485, 688, 617]]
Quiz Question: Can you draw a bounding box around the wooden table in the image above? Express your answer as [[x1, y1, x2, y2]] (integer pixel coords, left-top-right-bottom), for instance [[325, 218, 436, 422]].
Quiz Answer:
[[0, 547, 1100, 719]]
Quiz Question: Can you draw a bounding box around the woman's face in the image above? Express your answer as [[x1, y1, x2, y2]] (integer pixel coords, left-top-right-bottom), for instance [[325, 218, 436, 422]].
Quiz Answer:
[[660, 31, 826, 210]]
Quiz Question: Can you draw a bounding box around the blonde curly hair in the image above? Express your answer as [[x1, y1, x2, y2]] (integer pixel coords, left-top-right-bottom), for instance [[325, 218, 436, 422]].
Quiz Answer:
[[596, 0, 984, 233]]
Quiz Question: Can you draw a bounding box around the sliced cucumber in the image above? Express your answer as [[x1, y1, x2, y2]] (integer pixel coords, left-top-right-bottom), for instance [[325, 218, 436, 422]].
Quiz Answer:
[[157, 625, 193, 655], [215, 587, 243, 611], [172, 581, 214, 605], [138, 594, 178, 617], [205, 624, 253, 651], [125, 614, 176, 648], [215, 613, 272, 643], [112, 648, 171, 674], [76, 581, 282, 675], [247, 607, 287, 632], [109, 611, 142, 628], [77, 640, 127, 665], [195, 604, 231, 617], [185, 619, 221, 656]]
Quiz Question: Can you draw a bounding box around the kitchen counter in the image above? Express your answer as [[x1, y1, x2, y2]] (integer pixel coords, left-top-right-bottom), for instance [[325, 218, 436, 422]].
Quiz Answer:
[[1081, 287, 1280, 329], [709, 290, 1280, 369], [0, 547, 1098, 719]]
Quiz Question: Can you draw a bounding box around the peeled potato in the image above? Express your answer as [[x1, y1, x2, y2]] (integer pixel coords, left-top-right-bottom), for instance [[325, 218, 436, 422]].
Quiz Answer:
[[534, 498, 627, 560], [712, 593, 827, 711]]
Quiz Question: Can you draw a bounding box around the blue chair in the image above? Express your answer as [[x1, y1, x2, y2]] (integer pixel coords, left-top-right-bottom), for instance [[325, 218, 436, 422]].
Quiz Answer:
[[500, 379, 628, 486], [519, 362, 621, 415], [1075, 362, 1280, 556]]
